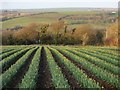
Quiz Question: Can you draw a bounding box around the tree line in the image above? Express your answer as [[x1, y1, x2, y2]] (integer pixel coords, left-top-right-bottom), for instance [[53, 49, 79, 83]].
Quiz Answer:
[[2, 20, 118, 46]]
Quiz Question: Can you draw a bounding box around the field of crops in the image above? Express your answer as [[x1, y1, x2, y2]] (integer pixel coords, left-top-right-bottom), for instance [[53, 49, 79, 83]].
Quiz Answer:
[[2, 10, 114, 30], [0, 45, 119, 89]]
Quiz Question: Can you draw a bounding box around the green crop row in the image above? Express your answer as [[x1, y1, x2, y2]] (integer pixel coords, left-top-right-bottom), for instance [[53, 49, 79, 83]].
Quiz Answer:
[[0, 47, 33, 74], [0, 47, 37, 88], [97, 47, 119, 51], [76, 47, 119, 61], [45, 47, 70, 88], [87, 48, 119, 61], [0, 49, 21, 60], [49, 47, 101, 88], [68, 49, 119, 75], [56, 48, 119, 88], [98, 48, 119, 56], [78, 46, 118, 56], [19, 47, 41, 88], [0, 46, 28, 59], [0, 48, 14, 55], [75, 48, 118, 67]]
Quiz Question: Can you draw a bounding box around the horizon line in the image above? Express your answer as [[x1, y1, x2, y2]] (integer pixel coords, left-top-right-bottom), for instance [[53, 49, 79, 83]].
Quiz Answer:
[[1, 7, 118, 10]]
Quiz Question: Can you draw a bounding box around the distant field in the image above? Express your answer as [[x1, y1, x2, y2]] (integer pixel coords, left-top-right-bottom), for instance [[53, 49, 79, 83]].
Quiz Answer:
[[62, 11, 98, 15], [0, 45, 119, 89], [2, 12, 64, 29], [2, 10, 114, 29], [2, 16, 56, 29]]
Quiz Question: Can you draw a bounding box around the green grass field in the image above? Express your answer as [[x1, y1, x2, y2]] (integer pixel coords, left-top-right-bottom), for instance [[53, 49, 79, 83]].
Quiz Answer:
[[2, 12, 63, 29], [2, 16, 56, 29], [2, 10, 112, 29], [62, 11, 98, 15], [0, 45, 119, 89]]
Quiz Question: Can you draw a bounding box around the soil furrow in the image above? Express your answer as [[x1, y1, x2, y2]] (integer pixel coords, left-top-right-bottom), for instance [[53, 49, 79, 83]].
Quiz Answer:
[[71, 50, 119, 76], [4, 48, 38, 88], [57, 49, 117, 90], [36, 47, 53, 88], [2, 49, 30, 74], [2, 50, 19, 60], [1, 49, 14, 55], [49, 48, 83, 89]]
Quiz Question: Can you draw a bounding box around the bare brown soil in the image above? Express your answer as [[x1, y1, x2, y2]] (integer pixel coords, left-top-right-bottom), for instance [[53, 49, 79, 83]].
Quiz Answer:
[[57, 49, 117, 90], [36, 47, 53, 88], [2, 49, 31, 74], [2, 50, 19, 60], [3, 47, 38, 88], [1, 49, 14, 56], [49, 48, 83, 89], [69, 49, 119, 76]]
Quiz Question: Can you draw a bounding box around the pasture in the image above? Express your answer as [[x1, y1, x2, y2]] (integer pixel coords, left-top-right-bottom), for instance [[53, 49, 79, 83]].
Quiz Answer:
[[2, 10, 117, 29]]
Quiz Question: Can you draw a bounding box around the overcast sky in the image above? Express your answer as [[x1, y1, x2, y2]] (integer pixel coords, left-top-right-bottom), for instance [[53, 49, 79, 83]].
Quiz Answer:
[[1, 0, 119, 9]]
